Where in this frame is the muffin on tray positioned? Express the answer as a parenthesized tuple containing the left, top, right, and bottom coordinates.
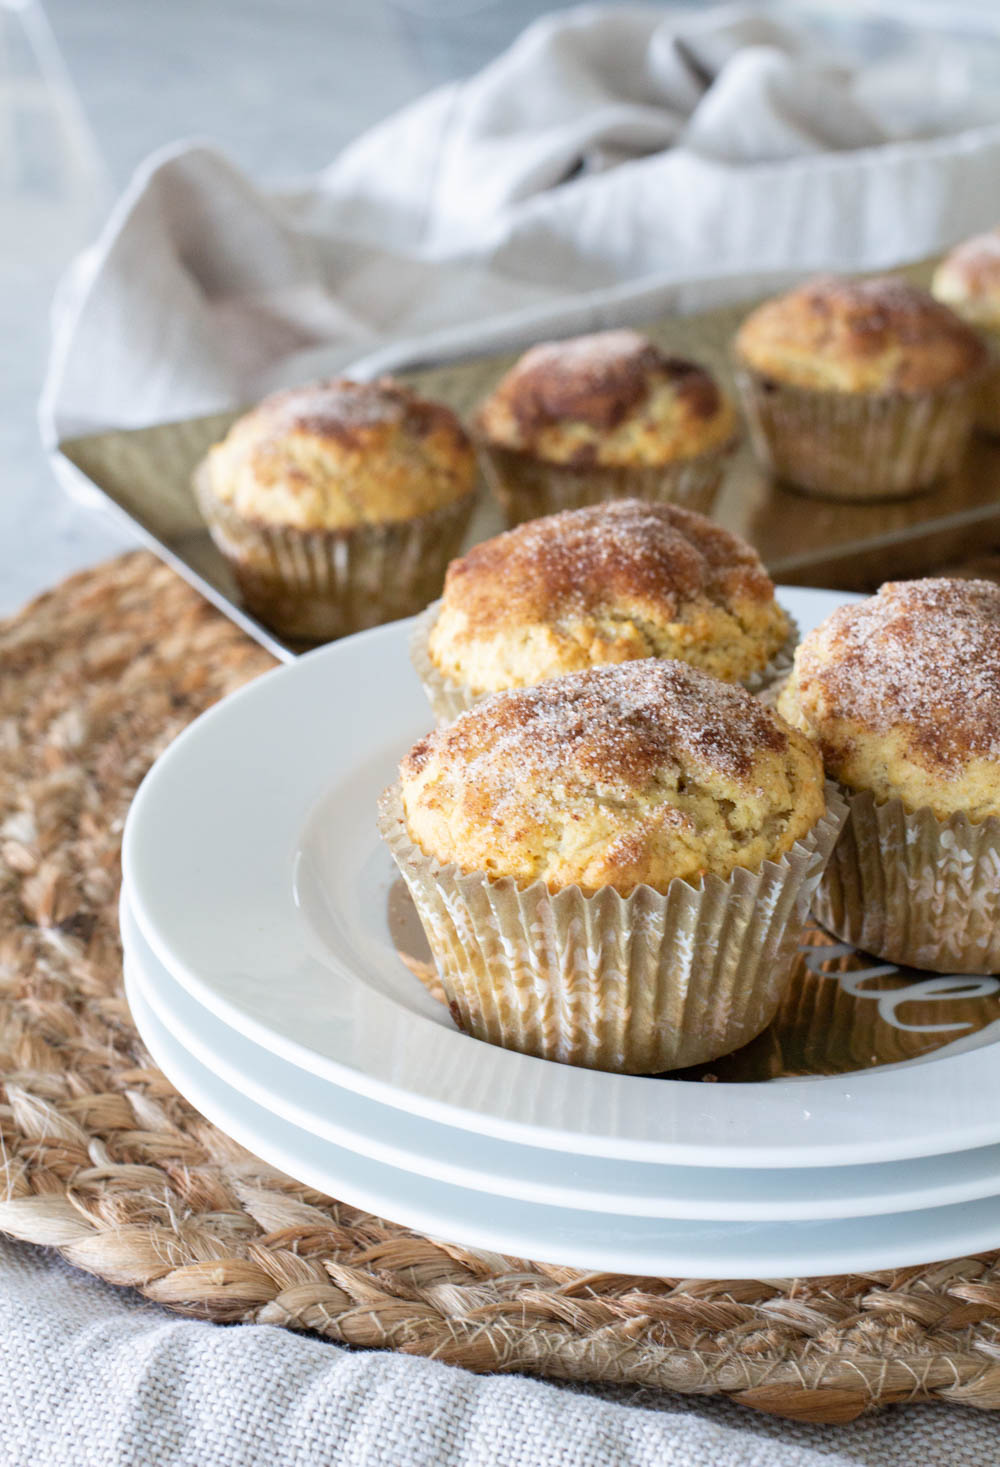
(733, 275, 987, 501)
(411, 498, 794, 722)
(194, 377, 477, 643)
(932, 230, 1000, 433)
(379, 658, 844, 1074)
(473, 329, 738, 526)
(778, 578, 1000, 973)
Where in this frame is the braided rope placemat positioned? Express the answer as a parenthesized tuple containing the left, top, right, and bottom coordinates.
(3, 551, 1000, 1426)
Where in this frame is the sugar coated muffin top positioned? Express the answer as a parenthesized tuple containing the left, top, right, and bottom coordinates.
(201, 378, 476, 530)
(735, 275, 987, 395)
(932, 230, 1000, 330)
(427, 499, 790, 693)
(474, 329, 737, 466)
(401, 658, 825, 895)
(777, 578, 1000, 820)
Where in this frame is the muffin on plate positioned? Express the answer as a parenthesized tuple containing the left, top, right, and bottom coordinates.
(410, 498, 794, 722)
(378, 658, 844, 1073)
(778, 578, 1000, 974)
(473, 329, 738, 526)
(733, 275, 987, 501)
(932, 230, 1000, 433)
(194, 377, 477, 643)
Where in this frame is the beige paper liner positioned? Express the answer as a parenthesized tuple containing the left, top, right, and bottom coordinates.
(193, 463, 476, 644)
(973, 334, 1000, 435)
(377, 782, 847, 1074)
(475, 439, 734, 529)
(409, 601, 798, 724)
(732, 360, 980, 502)
(812, 788, 1000, 976)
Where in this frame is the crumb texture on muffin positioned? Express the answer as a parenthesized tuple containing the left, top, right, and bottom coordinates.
(427, 499, 790, 693)
(475, 329, 736, 466)
(933, 230, 1000, 328)
(401, 659, 825, 895)
(203, 378, 476, 529)
(778, 578, 1000, 819)
(735, 275, 987, 394)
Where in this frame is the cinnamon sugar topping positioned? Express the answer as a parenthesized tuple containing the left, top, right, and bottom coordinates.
(797, 579, 1000, 769)
(442, 499, 774, 632)
(404, 659, 788, 796)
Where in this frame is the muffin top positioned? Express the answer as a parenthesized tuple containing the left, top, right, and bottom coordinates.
(401, 659, 825, 895)
(777, 579, 1000, 820)
(734, 275, 987, 395)
(932, 230, 1000, 329)
(201, 378, 476, 530)
(474, 329, 737, 466)
(427, 499, 791, 693)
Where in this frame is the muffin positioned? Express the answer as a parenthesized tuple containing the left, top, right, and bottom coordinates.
(778, 578, 1000, 973)
(733, 275, 987, 501)
(194, 377, 477, 642)
(932, 230, 1000, 433)
(411, 498, 794, 722)
(378, 659, 845, 1073)
(473, 329, 738, 526)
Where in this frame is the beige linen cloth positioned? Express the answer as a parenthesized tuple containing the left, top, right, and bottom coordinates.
(33, 6, 1000, 1464)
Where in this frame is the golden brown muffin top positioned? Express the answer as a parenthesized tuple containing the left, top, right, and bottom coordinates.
(427, 499, 790, 692)
(734, 275, 987, 395)
(932, 230, 1000, 328)
(202, 377, 476, 530)
(777, 579, 1000, 819)
(474, 330, 737, 466)
(401, 659, 825, 894)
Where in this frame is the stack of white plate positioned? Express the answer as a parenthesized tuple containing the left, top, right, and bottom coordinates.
(120, 588, 1000, 1278)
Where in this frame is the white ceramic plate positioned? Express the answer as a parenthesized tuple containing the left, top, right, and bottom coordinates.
(123, 588, 1000, 1169)
(123, 955, 1000, 1276)
(122, 885, 1000, 1223)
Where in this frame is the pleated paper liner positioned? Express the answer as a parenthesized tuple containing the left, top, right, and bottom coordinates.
(732, 359, 981, 502)
(813, 789, 1000, 977)
(475, 438, 734, 528)
(193, 462, 476, 643)
(390, 885, 1000, 1084)
(974, 334, 1000, 434)
(409, 600, 799, 724)
(378, 782, 846, 1075)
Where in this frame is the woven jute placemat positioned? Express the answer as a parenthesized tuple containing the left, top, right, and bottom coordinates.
(3, 551, 1000, 1426)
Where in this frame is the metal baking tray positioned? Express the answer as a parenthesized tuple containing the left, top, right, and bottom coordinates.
(57, 259, 1000, 661)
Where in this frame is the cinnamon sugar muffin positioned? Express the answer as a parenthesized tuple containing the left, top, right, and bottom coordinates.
(195, 377, 476, 642)
(778, 578, 1000, 972)
(411, 499, 793, 721)
(379, 659, 843, 1073)
(932, 230, 1000, 432)
(733, 275, 986, 500)
(473, 329, 737, 526)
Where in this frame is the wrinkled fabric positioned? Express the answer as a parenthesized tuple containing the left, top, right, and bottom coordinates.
(44, 5, 1000, 445)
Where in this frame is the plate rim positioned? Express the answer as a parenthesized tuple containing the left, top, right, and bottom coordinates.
(123, 958, 1000, 1278)
(122, 887, 1000, 1223)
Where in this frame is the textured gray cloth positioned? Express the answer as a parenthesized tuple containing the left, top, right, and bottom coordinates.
(0, 1236, 993, 1467)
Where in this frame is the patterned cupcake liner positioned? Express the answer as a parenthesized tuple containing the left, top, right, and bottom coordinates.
(409, 601, 799, 724)
(475, 439, 734, 529)
(732, 360, 980, 502)
(812, 788, 1000, 976)
(193, 464, 476, 644)
(377, 782, 847, 1074)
